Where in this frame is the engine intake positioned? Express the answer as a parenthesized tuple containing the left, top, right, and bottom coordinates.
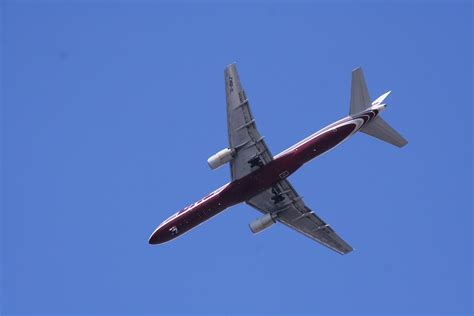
(207, 148, 235, 170)
(249, 213, 276, 234)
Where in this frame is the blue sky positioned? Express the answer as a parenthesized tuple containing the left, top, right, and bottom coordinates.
(1, 1, 472, 315)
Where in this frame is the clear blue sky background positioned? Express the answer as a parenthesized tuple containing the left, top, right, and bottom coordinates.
(1, 1, 472, 315)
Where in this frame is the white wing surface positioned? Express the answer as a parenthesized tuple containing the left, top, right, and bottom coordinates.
(247, 180, 353, 255)
(225, 64, 273, 180)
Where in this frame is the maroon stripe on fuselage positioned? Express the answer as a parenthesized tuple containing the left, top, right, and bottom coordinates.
(290, 123, 357, 165)
(149, 110, 379, 244)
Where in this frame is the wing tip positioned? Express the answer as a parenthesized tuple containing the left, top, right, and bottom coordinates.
(342, 247, 354, 255)
(225, 61, 238, 70)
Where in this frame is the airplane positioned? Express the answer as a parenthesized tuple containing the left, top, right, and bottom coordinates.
(148, 64, 407, 254)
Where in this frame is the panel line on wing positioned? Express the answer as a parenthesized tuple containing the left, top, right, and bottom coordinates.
(233, 99, 249, 110)
(312, 224, 330, 232)
(292, 211, 314, 223)
(235, 136, 265, 151)
(234, 119, 256, 132)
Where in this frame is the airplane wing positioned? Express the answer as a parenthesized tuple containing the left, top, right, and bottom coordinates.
(225, 63, 273, 180)
(246, 179, 353, 254)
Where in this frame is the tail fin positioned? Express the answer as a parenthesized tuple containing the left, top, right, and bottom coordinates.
(349, 67, 408, 148)
(349, 67, 371, 115)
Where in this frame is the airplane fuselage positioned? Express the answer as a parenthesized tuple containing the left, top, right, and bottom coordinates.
(148, 108, 381, 244)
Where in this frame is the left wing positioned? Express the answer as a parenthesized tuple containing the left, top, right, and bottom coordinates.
(225, 63, 273, 180)
(246, 180, 353, 255)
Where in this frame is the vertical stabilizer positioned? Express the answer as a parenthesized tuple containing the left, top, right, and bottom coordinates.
(349, 67, 371, 115)
(349, 67, 408, 147)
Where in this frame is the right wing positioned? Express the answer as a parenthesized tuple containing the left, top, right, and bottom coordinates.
(246, 179, 353, 255)
(225, 63, 273, 180)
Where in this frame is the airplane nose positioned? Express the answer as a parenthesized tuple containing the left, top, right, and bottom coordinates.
(148, 227, 163, 244)
(148, 234, 158, 244)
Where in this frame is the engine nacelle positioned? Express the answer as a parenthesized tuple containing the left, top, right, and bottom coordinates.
(207, 148, 235, 170)
(249, 213, 276, 234)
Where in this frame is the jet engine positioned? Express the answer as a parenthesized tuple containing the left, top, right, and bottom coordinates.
(249, 213, 276, 234)
(207, 148, 235, 170)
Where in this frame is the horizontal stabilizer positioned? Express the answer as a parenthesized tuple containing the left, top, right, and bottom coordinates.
(372, 90, 391, 106)
(360, 117, 408, 147)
